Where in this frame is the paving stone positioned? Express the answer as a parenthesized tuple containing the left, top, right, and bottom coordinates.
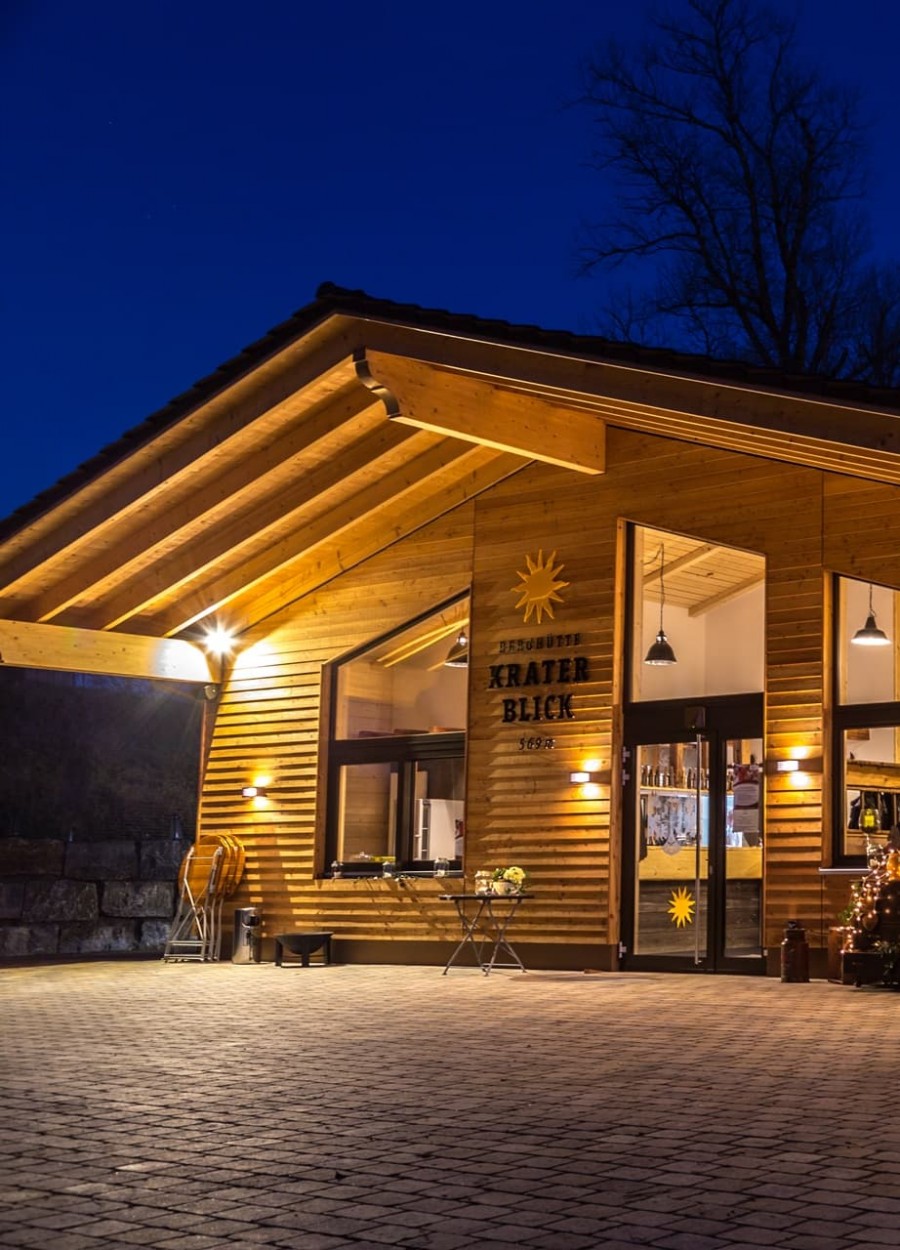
(3, 964, 899, 1250)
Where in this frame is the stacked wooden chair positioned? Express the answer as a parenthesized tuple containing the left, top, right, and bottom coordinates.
(162, 834, 246, 961)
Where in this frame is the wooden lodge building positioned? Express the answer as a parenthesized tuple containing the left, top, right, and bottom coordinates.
(4, 282, 900, 976)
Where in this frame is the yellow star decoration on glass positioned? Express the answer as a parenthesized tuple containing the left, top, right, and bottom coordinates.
(512, 550, 569, 625)
(668, 886, 696, 928)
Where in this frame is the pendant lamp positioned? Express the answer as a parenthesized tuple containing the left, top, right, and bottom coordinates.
(644, 544, 677, 665)
(851, 584, 890, 647)
(443, 629, 469, 667)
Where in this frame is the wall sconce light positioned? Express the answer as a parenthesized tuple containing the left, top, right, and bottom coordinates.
(569, 771, 603, 785)
(767, 756, 821, 776)
(240, 785, 267, 798)
(644, 543, 677, 666)
(443, 629, 469, 668)
(851, 584, 890, 647)
(204, 624, 237, 656)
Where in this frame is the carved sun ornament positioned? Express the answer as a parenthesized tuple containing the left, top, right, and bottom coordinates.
(512, 549, 569, 625)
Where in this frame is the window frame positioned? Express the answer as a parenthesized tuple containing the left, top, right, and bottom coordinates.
(833, 576, 900, 865)
(323, 594, 468, 873)
(832, 701, 900, 866)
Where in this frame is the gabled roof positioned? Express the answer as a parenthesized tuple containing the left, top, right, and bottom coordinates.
(5, 281, 899, 544)
(0, 283, 898, 674)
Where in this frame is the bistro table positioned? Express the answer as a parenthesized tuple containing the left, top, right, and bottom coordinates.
(439, 892, 533, 975)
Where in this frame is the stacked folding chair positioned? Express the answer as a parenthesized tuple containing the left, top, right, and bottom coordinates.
(163, 834, 246, 961)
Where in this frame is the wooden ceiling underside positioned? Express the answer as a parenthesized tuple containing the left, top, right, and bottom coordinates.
(0, 349, 528, 644)
(637, 527, 765, 617)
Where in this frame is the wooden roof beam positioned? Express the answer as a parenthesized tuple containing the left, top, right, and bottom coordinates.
(149, 445, 524, 636)
(360, 350, 605, 475)
(69, 422, 428, 633)
(643, 544, 715, 586)
(0, 347, 363, 593)
(17, 390, 383, 626)
(0, 619, 213, 682)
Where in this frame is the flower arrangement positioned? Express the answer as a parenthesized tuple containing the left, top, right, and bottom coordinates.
(492, 865, 529, 892)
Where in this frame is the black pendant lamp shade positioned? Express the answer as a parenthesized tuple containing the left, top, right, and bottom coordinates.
(645, 628, 678, 665)
(851, 585, 890, 647)
(644, 544, 677, 666)
(444, 629, 469, 667)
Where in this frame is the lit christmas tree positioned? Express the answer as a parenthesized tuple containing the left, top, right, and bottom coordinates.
(841, 829, 900, 988)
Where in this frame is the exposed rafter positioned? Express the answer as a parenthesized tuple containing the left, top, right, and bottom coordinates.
(360, 350, 606, 475)
(643, 544, 715, 586)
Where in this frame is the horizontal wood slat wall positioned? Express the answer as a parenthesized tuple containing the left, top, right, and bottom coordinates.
(198, 502, 481, 949)
(198, 419, 900, 966)
(467, 430, 826, 954)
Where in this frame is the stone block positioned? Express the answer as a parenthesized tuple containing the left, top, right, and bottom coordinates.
(59, 921, 139, 954)
(0, 924, 59, 957)
(102, 880, 174, 918)
(23, 879, 98, 923)
(0, 838, 64, 876)
(65, 840, 138, 880)
(139, 918, 170, 951)
(0, 882, 25, 919)
(140, 839, 186, 880)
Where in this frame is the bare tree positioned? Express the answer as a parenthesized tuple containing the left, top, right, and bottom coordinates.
(579, 0, 897, 380)
(847, 264, 900, 387)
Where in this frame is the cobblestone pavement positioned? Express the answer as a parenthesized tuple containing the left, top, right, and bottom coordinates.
(2, 961, 900, 1250)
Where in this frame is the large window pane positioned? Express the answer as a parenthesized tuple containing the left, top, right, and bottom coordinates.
(335, 602, 468, 738)
(336, 762, 396, 862)
(328, 597, 468, 870)
(839, 578, 897, 705)
(842, 727, 900, 860)
(631, 527, 765, 702)
(413, 758, 465, 860)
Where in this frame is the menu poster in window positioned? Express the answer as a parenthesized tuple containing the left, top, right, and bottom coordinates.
(732, 763, 761, 843)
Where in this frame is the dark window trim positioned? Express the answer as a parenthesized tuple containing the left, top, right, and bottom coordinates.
(833, 699, 900, 866)
(832, 575, 900, 864)
(325, 737, 466, 870)
(323, 593, 469, 872)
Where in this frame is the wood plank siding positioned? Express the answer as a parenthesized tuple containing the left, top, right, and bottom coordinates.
(200, 419, 875, 967)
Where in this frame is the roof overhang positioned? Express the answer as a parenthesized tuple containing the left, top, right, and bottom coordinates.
(0, 286, 897, 675)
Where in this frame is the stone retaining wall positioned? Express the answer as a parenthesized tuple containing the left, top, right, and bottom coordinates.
(0, 837, 184, 957)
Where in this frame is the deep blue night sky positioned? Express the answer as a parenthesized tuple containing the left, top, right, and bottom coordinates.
(3, 0, 899, 519)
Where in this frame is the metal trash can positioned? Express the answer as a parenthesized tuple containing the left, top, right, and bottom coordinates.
(233, 906, 261, 964)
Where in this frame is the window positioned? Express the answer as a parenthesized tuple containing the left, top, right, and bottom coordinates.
(835, 577, 900, 862)
(326, 597, 468, 872)
(630, 525, 765, 702)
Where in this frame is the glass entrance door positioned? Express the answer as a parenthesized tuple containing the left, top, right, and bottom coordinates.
(622, 698, 764, 973)
(633, 738, 710, 961)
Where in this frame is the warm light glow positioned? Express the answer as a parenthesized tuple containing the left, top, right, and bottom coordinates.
(776, 759, 800, 773)
(569, 763, 604, 790)
(204, 624, 236, 656)
(241, 785, 266, 798)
